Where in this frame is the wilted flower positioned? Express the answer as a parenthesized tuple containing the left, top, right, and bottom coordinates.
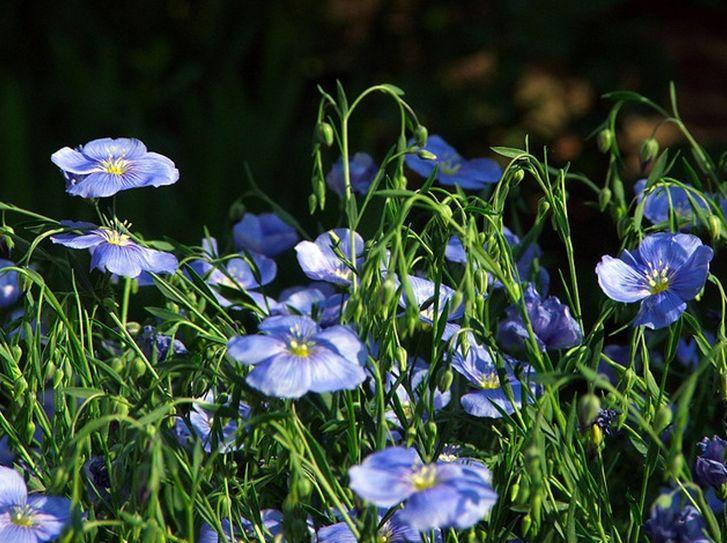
(0, 259, 21, 309)
(398, 275, 463, 326)
(326, 152, 377, 197)
(596, 233, 713, 330)
(635, 179, 708, 226)
(643, 492, 709, 543)
(498, 285, 582, 351)
(227, 315, 366, 398)
(137, 326, 187, 360)
(232, 213, 299, 257)
(318, 509, 425, 543)
(405, 135, 501, 190)
(272, 282, 345, 326)
(174, 391, 251, 454)
(295, 229, 363, 286)
(348, 446, 498, 531)
(51, 225, 178, 279)
(450, 335, 538, 418)
(51, 137, 179, 199)
(0, 466, 72, 542)
(694, 436, 727, 490)
(199, 509, 284, 543)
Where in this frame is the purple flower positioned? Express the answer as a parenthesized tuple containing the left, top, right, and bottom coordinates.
(318, 510, 424, 543)
(0, 260, 21, 309)
(694, 436, 727, 490)
(138, 326, 187, 360)
(643, 492, 709, 543)
(326, 152, 377, 197)
(0, 437, 14, 467)
(232, 213, 299, 257)
(227, 315, 366, 399)
(174, 391, 251, 454)
(498, 285, 582, 351)
(51, 225, 178, 279)
(84, 456, 111, 503)
(405, 135, 501, 190)
(295, 229, 364, 286)
(450, 335, 538, 418)
(51, 137, 179, 199)
(348, 447, 498, 531)
(399, 275, 463, 326)
(596, 233, 713, 330)
(200, 509, 284, 543)
(0, 466, 72, 542)
(635, 179, 708, 226)
(272, 282, 345, 326)
(187, 237, 276, 310)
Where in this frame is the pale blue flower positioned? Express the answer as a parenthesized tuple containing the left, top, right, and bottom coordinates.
(233, 213, 298, 257)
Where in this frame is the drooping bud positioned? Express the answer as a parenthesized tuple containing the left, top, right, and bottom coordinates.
(640, 138, 659, 163)
(438, 369, 454, 393)
(417, 149, 437, 161)
(653, 405, 673, 434)
(314, 122, 335, 147)
(578, 393, 601, 428)
(598, 187, 612, 211)
(510, 168, 525, 184)
(414, 125, 428, 147)
(597, 129, 613, 153)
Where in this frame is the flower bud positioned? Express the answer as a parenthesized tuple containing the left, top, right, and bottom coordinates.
(396, 346, 408, 373)
(653, 405, 673, 434)
(708, 215, 722, 240)
(510, 168, 525, 184)
(417, 149, 437, 161)
(578, 393, 601, 428)
(228, 200, 246, 222)
(131, 358, 147, 378)
(438, 369, 454, 393)
(414, 125, 428, 147)
(314, 122, 335, 147)
(537, 199, 550, 218)
(598, 187, 612, 211)
(668, 452, 684, 478)
(394, 173, 408, 190)
(308, 194, 318, 214)
(126, 321, 141, 336)
(640, 138, 659, 163)
(597, 129, 613, 153)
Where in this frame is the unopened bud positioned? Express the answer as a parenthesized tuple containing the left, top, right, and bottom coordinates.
(414, 125, 428, 147)
(396, 346, 408, 373)
(308, 194, 318, 214)
(597, 129, 613, 153)
(578, 393, 601, 428)
(640, 138, 659, 163)
(598, 188, 612, 211)
(654, 405, 673, 434)
(708, 215, 722, 240)
(314, 122, 335, 147)
(438, 369, 454, 393)
(417, 149, 437, 161)
(511, 168, 525, 184)
(537, 199, 550, 218)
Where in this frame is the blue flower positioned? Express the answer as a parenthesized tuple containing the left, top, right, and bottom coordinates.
(694, 436, 727, 490)
(199, 509, 284, 543)
(643, 492, 709, 543)
(0, 436, 14, 467)
(174, 391, 251, 454)
(84, 456, 111, 503)
(497, 285, 582, 351)
(295, 229, 364, 286)
(398, 275, 463, 326)
(318, 510, 425, 543)
(450, 334, 538, 418)
(0, 466, 72, 542)
(187, 237, 276, 310)
(232, 213, 299, 257)
(348, 447, 498, 531)
(635, 179, 708, 226)
(0, 260, 21, 309)
(138, 326, 187, 360)
(51, 137, 179, 199)
(405, 135, 501, 190)
(227, 315, 366, 399)
(596, 233, 714, 330)
(326, 153, 377, 197)
(273, 282, 345, 326)
(676, 332, 715, 370)
(51, 225, 178, 279)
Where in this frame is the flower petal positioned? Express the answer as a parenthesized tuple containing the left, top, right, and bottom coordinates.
(90, 244, 143, 278)
(227, 335, 287, 365)
(634, 290, 686, 330)
(26, 495, 72, 541)
(315, 326, 366, 366)
(245, 354, 312, 398)
(668, 244, 713, 301)
(307, 349, 366, 393)
(0, 466, 26, 508)
(51, 232, 103, 250)
(50, 147, 98, 174)
(399, 484, 461, 531)
(595, 255, 650, 303)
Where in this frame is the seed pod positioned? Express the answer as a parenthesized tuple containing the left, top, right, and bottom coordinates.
(314, 122, 335, 147)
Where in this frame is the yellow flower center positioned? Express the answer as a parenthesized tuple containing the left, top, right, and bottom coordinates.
(288, 339, 313, 358)
(410, 464, 438, 490)
(333, 267, 353, 281)
(645, 264, 670, 294)
(479, 370, 501, 390)
(103, 229, 131, 247)
(101, 158, 129, 176)
(11, 506, 35, 528)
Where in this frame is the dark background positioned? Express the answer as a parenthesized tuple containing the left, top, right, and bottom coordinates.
(1, 0, 726, 253)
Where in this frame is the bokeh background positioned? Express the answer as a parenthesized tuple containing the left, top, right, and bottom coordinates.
(2, 0, 726, 255)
